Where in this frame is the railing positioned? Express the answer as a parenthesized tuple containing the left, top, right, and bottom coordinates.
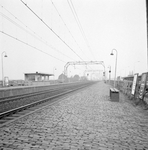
(107, 79, 148, 107)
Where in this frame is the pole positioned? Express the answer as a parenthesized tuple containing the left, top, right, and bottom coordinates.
(108, 66, 110, 84)
(1, 51, 7, 87)
(146, 0, 148, 71)
(1, 53, 4, 86)
(111, 49, 118, 88)
(115, 50, 117, 87)
(109, 72, 110, 84)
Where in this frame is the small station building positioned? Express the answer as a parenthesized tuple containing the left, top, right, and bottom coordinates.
(24, 72, 54, 81)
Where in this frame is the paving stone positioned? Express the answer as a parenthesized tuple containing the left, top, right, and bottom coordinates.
(0, 82, 148, 149)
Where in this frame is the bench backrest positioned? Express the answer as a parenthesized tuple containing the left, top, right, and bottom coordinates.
(110, 88, 119, 93)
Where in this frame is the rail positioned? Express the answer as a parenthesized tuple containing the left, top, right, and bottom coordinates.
(0, 81, 96, 127)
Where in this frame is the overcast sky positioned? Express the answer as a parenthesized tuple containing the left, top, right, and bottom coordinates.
(0, 0, 147, 80)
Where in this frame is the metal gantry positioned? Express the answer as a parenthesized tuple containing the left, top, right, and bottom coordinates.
(84, 69, 103, 80)
(64, 61, 105, 77)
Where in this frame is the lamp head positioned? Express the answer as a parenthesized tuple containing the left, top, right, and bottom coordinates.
(110, 52, 113, 55)
(4, 54, 7, 57)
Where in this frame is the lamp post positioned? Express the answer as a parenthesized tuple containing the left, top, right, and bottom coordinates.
(1, 51, 8, 87)
(108, 66, 111, 84)
(110, 49, 118, 87)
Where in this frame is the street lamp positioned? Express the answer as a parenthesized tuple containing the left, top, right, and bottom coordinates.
(108, 65, 111, 84)
(110, 49, 118, 87)
(1, 51, 8, 87)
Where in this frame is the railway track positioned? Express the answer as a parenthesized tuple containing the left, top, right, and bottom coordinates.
(0, 82, 93, 113)
(0, 82, 96, 128)
(0, 84, 71, 101)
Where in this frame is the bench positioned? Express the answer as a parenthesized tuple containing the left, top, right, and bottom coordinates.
(110, 88, 119, 102)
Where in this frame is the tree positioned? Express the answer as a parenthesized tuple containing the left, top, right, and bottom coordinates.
(73, 75, 80, 81)
(58, 73, 68, 82)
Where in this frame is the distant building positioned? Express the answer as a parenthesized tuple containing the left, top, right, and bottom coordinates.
(24, 72, 53, 81)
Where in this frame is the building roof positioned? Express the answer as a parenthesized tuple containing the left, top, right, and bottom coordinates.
(24, 72, 54, 76)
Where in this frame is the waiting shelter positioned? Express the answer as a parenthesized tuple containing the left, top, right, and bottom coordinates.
(24, 72, 54, 81)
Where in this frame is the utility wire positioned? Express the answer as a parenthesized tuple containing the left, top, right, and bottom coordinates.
(0, 30, 66, 63)
(0, 5, 41, 40)
(69, 0, 94, 58)
(68, 0, 96, 60)
(0, 7, 74, 60)
(0, 5, 84, 72)
(67, 0, 93, 70)
(1, 29, 85, 72)
(20, 0, 84, 61)
(0, 12, 38, 40)
(50, 0, 90, 60)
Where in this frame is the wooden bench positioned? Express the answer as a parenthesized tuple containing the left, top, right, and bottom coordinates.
(110, 88, 119, 102)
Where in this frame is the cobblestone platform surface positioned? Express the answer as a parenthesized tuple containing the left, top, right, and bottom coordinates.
(0, 82, 148, 150)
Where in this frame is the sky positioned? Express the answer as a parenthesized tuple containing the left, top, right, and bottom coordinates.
(0, 0, 147, 80)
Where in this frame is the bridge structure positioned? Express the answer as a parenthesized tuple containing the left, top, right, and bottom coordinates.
(83, 69, 103, 80)
(64, 61, 105, 77)
(83, 69, 103, 74)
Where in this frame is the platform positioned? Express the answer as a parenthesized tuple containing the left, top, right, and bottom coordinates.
(0, 82, 148, 149)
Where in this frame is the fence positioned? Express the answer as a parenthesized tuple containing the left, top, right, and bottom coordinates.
(108, 79, 148, 107)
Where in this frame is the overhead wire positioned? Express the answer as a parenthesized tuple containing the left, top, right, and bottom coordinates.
(0, 4, 86, 74)
(68, 0, 96, 60)
(50, 0, 90, 61)
(1, 28, 85, 73)
(0, 30, 66, 63)
(1, 2, 91, 73)
(20, 0, 84, 61)
(0, 5, 74, 60)
(0, 12, 38, 40)
(50, 0, 92, 72)
(0, 5, 41, 40)
(67, 0, 93, 70)
(69, 0, 94, 59)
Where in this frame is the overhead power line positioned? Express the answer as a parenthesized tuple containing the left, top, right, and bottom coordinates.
(67, 0, 96, 60)
(50, 0, 90, 60)
(0, 30, 66, 63)
(20, 0, 84, 61)
(0, 6, 74, 60)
